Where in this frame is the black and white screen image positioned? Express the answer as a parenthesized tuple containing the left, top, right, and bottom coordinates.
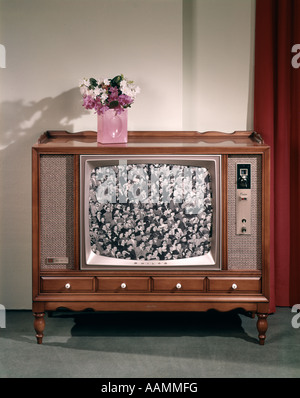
(88, 163, 213, 261)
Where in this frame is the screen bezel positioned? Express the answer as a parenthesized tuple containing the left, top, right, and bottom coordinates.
(80, 154, 222, 270)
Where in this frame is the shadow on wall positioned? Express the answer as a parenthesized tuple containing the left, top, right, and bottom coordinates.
(0, 87, 89, 151)
(0, 88, 89, 308)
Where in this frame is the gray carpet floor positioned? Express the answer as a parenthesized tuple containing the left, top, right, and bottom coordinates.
(0, 307, 299, 378)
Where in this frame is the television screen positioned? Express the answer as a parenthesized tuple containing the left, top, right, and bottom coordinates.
(80, 156, 221, 269)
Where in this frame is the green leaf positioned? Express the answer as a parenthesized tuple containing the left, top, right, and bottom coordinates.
(89, 78, 98, 87)
(110, 75, 122, 87)
(109, 100, 119, 108)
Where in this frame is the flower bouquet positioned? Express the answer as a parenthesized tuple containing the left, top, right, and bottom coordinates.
(79, 75, 140, 144)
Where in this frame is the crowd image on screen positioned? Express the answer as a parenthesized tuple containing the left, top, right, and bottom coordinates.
(88, 163, 213, 261)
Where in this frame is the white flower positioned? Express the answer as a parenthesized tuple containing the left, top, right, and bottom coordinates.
(79, 78, 88, 86)
(120, 78, 141, 99)
(93, 86, 101, 98)
(86, 88, 95, 98)
(80, 85, 87, 96)
(80, 75, 140, 110)
(101, 92, 108, 102)
(120, 79, 128, 90)
(79, 78, 90, 96)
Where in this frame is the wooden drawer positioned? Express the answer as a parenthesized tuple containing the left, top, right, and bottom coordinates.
(152, 277, 205, 292)
(97, 277, 150, 292)
(40, 277, 95, 293)
(207, 277, 261, 293)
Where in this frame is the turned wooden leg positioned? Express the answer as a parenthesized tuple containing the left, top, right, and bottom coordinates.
(257, 313, 268, 345)
(33, 312, 45, 344)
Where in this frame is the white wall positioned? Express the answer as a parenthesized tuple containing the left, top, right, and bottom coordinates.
(183, 0, 255, 132)
(0, 0, 255, 309)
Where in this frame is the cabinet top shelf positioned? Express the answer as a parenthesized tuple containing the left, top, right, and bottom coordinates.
(32, 130, 269, 154)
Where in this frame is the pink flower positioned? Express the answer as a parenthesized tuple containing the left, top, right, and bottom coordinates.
(114, 104, 124, 115)
(82, 95, 95, 110)
(94, 97, 109, 115)
(108, 86, 119, 101)
(119, 94, 133, 107)
(79, 75, 140, 114)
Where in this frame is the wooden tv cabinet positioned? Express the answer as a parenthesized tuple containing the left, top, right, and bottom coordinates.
(32, 130, 270, 344)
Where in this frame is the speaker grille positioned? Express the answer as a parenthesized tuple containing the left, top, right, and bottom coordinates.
(40, 155, 75, 270)
(227, 155, 262, 270)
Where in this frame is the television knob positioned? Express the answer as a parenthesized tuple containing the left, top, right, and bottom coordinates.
(242, 219, 247, 233)
(65, 283, 71, 289)
(121, 283, 127, 289)
(232, 283, 238, 290)
(176, 283, 182, 289)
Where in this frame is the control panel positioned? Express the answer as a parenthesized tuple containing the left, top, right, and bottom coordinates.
(236, 164, 251, 235)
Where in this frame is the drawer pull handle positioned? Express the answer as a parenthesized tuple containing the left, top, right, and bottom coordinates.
(65, 283, 71, 289)
(121, 283, 127, 289)
(232, 283, 238, 290)
(176, 283, 182, 289)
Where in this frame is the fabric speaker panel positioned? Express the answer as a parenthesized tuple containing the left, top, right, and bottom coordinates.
(40, 155, 75, 270)
(227, 155, 262, 270)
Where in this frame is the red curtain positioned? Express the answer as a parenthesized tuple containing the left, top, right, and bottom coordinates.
(254, 0, 300, 311)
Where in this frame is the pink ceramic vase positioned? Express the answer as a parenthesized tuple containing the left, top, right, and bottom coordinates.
(97, 109, 128, 144)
